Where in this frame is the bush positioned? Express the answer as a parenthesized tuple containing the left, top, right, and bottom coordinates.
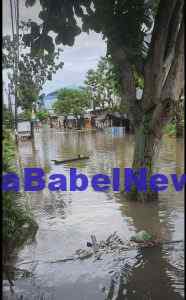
(3, 129, 38, 263)
(17, 110, 32, 121)
(36, 111, 49, 121)
(3, 105, 14, 129)
(164, 122, 176, 137)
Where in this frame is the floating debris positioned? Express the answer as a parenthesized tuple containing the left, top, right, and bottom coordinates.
(48, 232, 183, 264)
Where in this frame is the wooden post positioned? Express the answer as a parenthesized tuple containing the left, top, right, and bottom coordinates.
(31, 120, 34, 139)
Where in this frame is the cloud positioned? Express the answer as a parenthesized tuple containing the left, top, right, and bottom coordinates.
(42, 28, 106, 94)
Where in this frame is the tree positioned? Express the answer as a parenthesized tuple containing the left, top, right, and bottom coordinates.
(3, 104, 14, 129)
(85, 56, 122, 111)
(24, 0, 184, 201)
(53, 88, 90, 116)
(174, 94, 184, 137)
(85, 69, 102, 111)
(3, 22, 64, 113)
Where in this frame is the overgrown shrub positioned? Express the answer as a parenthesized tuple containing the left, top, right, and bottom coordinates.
(36, 110, 49, 121)
(163, 122, 176, 137)
(3, 129, 38, 263)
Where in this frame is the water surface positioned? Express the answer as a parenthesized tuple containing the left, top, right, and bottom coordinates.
(3, 127, 184, 300)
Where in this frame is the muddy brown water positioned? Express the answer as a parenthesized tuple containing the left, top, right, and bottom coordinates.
(3, 126, 184, 300)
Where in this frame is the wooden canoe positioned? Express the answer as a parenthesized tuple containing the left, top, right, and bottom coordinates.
(52, 156, 90, 164)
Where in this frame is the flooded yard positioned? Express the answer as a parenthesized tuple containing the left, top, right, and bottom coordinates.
(3, 126, 184, 300)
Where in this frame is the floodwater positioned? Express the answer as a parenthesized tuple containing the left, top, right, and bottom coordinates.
(3, 126, 184, 300)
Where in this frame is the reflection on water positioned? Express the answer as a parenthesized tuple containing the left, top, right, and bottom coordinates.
(3, 127, 184, 300)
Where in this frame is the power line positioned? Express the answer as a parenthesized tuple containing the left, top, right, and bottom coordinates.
(8, 0, 17, 127)
(9, 0, 15, 38)
(13, 0, 17, 25)
(16, 0, 19, 61)
(9, 0, 20, 129)
(14, 0, 20, 130)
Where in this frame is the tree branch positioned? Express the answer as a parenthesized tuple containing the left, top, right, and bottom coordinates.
(161, 17, 184, 101)
(161, 0, 183, 87)
(150, 17, 184, 133)
(142, 0, 178, 108)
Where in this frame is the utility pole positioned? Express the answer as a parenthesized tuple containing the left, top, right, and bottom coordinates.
(31, 102, 36, 139)
(7, 84, 13, 115)
(7, 84, 14, 129)
(14, 0, 19, 131)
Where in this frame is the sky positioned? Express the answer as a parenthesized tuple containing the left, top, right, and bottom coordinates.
(3, 0, 106, 97)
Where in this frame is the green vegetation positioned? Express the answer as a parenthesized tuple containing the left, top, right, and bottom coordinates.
(36, 111, 49, 121)
(164, 122, 176, 137)
(3, 129, 38, 262)
(53, 88, 89, 116)
(3, 23, 63, 117)
(17, 110, 32, 121)
(3, 105, 14, 129)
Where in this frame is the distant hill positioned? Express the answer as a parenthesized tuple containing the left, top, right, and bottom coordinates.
(47, 90, 59, 97)
(46, 85, 82, 98)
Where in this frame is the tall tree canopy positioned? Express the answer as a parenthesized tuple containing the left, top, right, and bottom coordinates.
(24, 0, 184, 201)
(85, 56, 122, 111)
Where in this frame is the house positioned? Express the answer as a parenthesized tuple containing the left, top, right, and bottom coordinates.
(94, 112, 132, 132)
(104, 112, 131, 132)
(83, 113, 92, 129)
(17, 121, 31, 139)
(95, 113, 107, 129)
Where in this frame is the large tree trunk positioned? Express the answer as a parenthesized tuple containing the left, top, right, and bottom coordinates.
(130, 121, 159, 201)
(129, 106, 170, 201)
(109, 0, 184, 202)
